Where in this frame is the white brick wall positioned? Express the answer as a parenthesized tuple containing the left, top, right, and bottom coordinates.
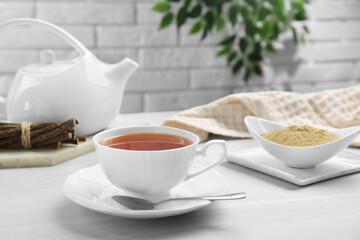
(0, 0, 359, 114)
(37, 2, 135, 24)
(0, 26, 94, 48)
(137, 2, 162, 24)
(144, 89, 231, 112)
(0, 3, 34, 22)
(97, 25, 177, 47)
(127, 70, 189, 92)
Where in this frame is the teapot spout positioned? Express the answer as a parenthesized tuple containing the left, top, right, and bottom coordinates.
(108, 58, 139, 83)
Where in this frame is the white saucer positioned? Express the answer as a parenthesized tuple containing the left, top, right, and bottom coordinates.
(63, 164, 228, 219)
(227, 147, 360, 186)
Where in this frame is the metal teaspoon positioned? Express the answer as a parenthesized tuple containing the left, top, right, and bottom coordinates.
(111, 192, 247, 210)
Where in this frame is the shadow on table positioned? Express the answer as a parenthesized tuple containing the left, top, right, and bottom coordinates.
(56, 200, 230, 239)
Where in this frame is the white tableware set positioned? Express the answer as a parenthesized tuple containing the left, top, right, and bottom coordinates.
(0, 18, 236, 218)
(2, 18, 359, 219)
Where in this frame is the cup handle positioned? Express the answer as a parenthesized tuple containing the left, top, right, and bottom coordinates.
(185, 140, 227, 181)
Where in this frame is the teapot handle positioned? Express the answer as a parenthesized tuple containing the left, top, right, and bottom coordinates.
(0, 18, 88, 56)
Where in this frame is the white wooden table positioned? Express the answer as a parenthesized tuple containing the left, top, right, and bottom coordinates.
(1, 111, 360, 240)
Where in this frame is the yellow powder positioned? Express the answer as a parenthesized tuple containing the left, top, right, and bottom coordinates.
(262, 125, 341, 147)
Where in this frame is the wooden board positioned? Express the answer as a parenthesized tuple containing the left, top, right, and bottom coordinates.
(0, 136, 94, 168)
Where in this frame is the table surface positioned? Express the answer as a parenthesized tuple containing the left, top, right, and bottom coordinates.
(1, 111, 360, 240)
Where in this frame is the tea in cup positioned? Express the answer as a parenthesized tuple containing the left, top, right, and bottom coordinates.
(93, 126, 227, 201)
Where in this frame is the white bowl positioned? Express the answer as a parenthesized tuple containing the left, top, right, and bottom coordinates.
(244, 116, 360, 168)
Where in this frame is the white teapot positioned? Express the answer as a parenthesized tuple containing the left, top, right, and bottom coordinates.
(0, 18, 139, 135)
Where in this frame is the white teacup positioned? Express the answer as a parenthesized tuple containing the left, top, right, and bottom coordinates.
(93, 126, 227, 201)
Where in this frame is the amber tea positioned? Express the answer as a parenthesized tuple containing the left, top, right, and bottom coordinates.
(101, 132, 193, 151)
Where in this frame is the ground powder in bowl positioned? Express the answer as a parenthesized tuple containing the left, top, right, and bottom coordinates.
(262, 125, 341, 147)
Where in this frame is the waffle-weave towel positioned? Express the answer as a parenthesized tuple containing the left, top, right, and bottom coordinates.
(163, 85, 360, 147)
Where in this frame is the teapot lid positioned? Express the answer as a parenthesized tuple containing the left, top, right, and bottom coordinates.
(22, 50, 74, 75)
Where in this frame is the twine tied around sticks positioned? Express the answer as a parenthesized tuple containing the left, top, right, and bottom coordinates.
(0, 119, 85, 150)
(21, 121, 32, 149)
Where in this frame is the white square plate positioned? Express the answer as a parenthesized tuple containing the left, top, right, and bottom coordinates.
(227, 147, 360, 185)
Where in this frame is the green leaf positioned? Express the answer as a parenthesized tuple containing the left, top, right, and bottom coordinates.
(291, 0, 307, 21)
(293, 9, 307, 21)
(217, 45, 232, 56)
(160, 12, 173, 28)
(244, 66, 254, 81)
(189, 20, 203, 34)
(177, 7, 188, 28)
(265, 42, 274, 52)
(239, 37, 248, 52)
(300, 33, 306, 43)
(303, 25, 309, 33)
(245, 0, 257, 8)
(201, 27, 208, 40)
(184, 0, 192, 9)
(168, 0, 180, 2)
(269, 0, 286, 22)
(258, 6, 270, 20)
(219, 34, 236, 45)
(204, 10, 215, 30)
(228, 5, 238, 25)
(269, 23, 280, 40)
(227, 51, 237, 65)
(215, 1, 226, 14)
(253, 63, 263, 76)
(260, 20, 274, 38)
(291, 26, 298, 44)
(232, 59, 244, 74)
(244, 19, 257, 36)
(215, 15, 225, 32)
(152, 2, 170, 12)
(278, 0, 285, 14)
(238, 3, 250, 20)
(204, 0, 217, 7)
(249, 42, 262, 61)
(268, 0, 285, 14)
(189, 4, 202, 18)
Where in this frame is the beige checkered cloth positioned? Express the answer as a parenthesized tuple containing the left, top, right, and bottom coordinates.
(163, 85, 360, 147)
